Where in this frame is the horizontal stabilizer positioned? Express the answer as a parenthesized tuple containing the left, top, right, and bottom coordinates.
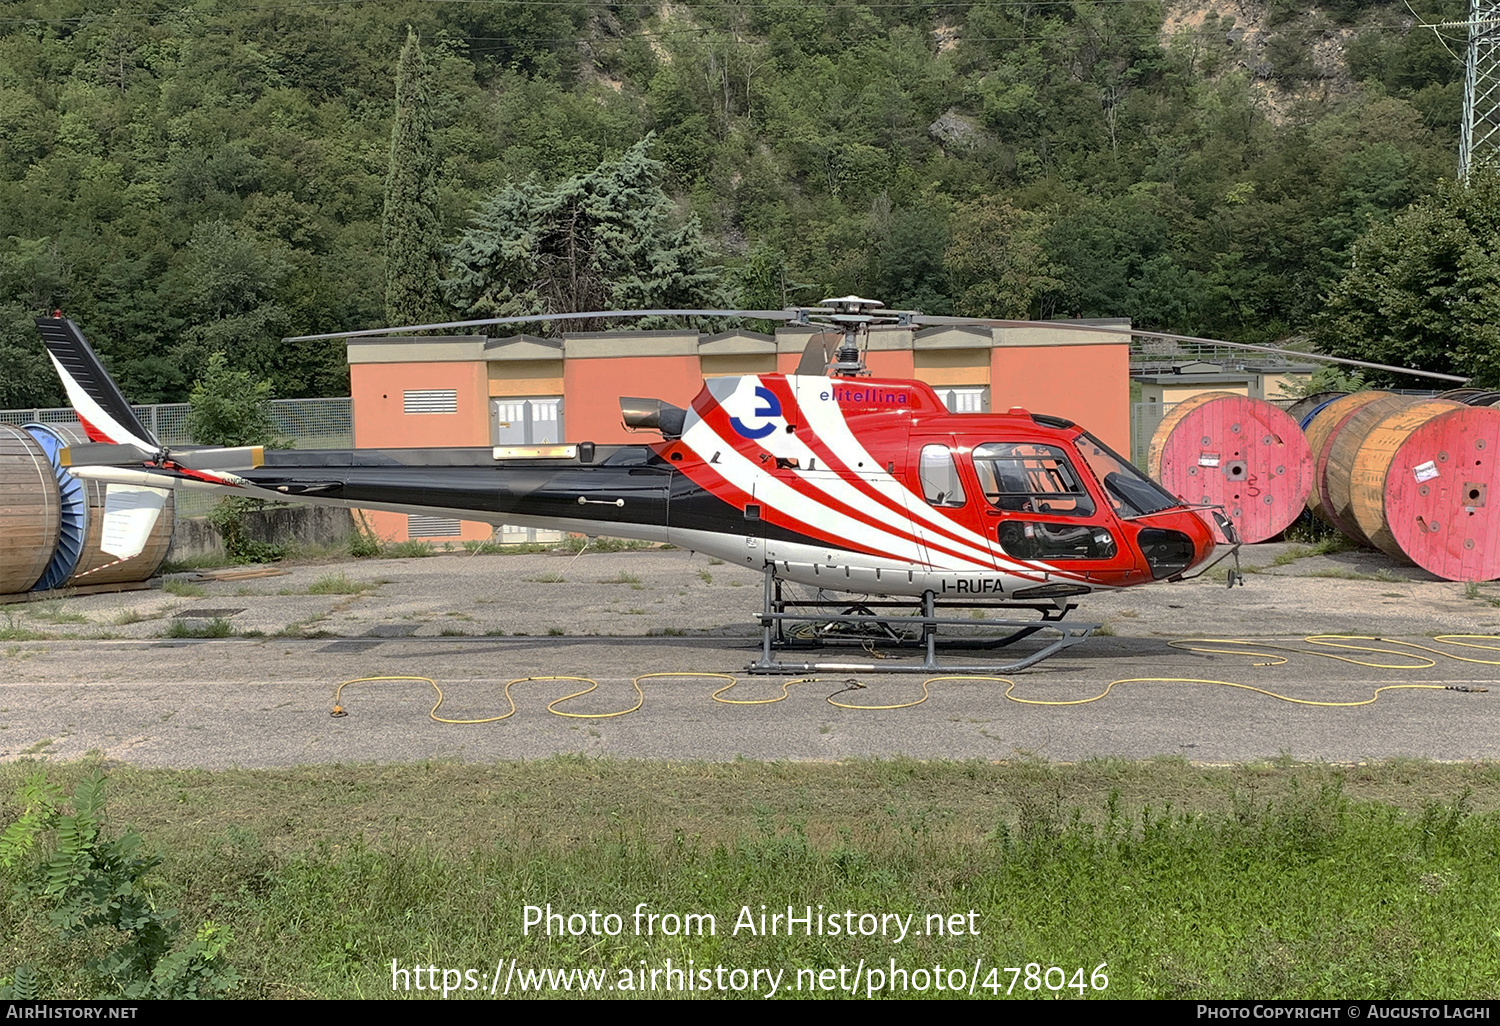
(170, 445, 265, 471)
(59, 442, 155, 467)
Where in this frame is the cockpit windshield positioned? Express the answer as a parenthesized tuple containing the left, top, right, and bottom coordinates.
(1075, 431, 1183, 518)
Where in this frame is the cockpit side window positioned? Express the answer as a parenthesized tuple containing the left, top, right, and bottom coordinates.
(918, 445, 966, 508)
(972, 442, 1095, 517)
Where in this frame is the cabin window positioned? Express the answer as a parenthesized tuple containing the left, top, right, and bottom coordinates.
(972, 442, 1095, 517)
(918, 445, 966, 507)
(998, 522, 1116, 560)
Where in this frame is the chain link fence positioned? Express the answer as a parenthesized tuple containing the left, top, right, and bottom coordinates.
(1, 398, 351, 517)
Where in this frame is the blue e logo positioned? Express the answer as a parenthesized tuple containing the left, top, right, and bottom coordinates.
(730, 386, 782, 440)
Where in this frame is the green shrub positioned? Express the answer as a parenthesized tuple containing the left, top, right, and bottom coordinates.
(0, 772, 238, 999)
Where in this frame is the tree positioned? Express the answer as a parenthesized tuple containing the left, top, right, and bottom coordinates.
(1314, 169, 1500, 388)
(444, 138, 726, 330)
(185, 351, 282, 447)
(383, 27, 444, 327)
(186, 354, 289, 563)
(945, 198, 1061, 318)
(171, 220, 291, 394)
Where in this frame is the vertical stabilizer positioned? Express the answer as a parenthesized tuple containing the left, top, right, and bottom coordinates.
(35, 317, 160, 452)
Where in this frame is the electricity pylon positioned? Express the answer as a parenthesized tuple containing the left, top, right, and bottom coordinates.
(1460, 0, 1500, 178)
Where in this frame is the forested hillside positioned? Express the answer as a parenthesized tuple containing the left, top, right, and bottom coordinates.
(0, 0, 1468, 405)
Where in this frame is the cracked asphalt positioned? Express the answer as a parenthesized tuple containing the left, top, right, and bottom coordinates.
(4, 542, 1500, 767)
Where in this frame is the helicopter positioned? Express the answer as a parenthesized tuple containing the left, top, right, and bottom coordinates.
(33, 297, 1456, 673)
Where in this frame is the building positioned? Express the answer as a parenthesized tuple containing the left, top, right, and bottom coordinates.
(347, 319, 1131, 543)
(1132, 361, 1318, 406)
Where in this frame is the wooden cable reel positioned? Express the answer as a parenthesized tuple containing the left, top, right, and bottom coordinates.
(1147, 391, 1314, 543)
(1368, 405, 1500, 581)
(24, 423, 176, 587)
(0, 424, 61, 594)
(1317, 395, 1415, 544)
(1302, 391, 1392, 524)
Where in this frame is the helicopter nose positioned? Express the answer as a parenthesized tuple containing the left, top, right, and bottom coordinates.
(1135, 510, 1219, 580)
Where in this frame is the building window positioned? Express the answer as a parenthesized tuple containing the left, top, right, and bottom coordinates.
(403, 389, 458, 414)
(936, 386, 989, 413)
(492, 397, 564, 445)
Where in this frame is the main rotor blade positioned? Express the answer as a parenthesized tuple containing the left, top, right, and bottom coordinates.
(917, 316, 1471, 384)
(284, 309, 797, 343)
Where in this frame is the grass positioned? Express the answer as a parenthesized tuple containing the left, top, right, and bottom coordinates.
(1305, 568, 1402, 582)
(27, 600, 87, 624)
(0, 614, 49, 642)
(382, 540, 435, 559)
(161, 617, 235, 639)
(1, 759, 1499, 999)
(305, 573, 385, 595)
(111, 607, 167, 626)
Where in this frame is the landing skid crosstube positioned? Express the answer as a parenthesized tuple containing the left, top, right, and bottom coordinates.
(746, 567, 1100, 675)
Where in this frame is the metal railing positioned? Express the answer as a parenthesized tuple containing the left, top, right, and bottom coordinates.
(0, 397, 352, 448)
(1, 398, 352, 517)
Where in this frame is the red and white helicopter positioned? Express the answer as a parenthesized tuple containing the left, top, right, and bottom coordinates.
(33, 297, 1436, 672)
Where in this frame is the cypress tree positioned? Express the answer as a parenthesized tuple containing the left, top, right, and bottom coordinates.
(383, 27, 442, 327)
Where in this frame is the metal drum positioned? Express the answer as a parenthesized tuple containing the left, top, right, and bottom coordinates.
(1147, 391, 1314, 544)
(22, 424, 88, 590)
(1372, 405, 1500, 581)
(0, 424, 61, 594)
(1286, 391, 1348, 427)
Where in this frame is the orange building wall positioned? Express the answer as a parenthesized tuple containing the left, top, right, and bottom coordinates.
(349, 362, 491, 543)
(863, 349, 916, 379)
(359, 509, 495, 545)
(990, 344, 1129, 454)
(563, 355, 705, 443)
(351, 362, 490, 448)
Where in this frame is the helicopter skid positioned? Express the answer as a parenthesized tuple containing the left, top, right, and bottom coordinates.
(748, 567, 1099, 675)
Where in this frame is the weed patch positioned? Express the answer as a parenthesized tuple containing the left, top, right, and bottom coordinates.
(162, 618, 235, 639)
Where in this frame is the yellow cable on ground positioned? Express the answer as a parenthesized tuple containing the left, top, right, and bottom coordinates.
(330, 675, 596, 724)
(1170, 634, 1500, 669)
(329, 635, 1495, 722)
(333, 672, 809, 722)
(823, 675, 1462, 711)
